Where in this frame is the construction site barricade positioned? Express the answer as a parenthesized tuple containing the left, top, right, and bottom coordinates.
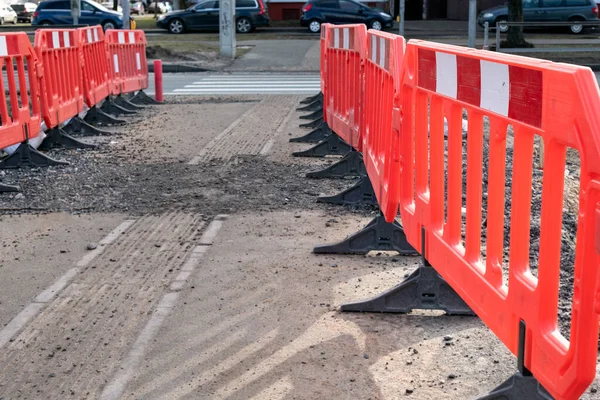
(105, 29, 149, 96)
(319, 24, 329, 96)
(362, 30, 405, 220)
(34, 29, 84, 129)
(0, 33, 42, 150)
(78, 26, 110, 108)
(324, 24, 366, 151)
(394, 39, 600, 400)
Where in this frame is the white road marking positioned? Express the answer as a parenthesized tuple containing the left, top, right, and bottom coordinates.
(100, 215, 228, 400)
(170, 74, 320, 95)
(0, 219, 136, 349)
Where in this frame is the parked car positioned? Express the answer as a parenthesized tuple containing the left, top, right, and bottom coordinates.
(10, 2, 37, 23)
(101, 1, 122, 12)
(156, 0, 269, 34)
(478, 0, 599, 34)
(32, 0, 123, 30)
(131, 1, 144, 14)
(148, 1, 168, 13)
(0, 4, 18, 24)
(300, 0, 392, 33)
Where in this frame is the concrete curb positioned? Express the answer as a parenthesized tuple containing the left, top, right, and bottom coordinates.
(147, 63, 211, 73)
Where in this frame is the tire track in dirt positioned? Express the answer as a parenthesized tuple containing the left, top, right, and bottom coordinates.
(0, 212, 205, 399)
(189, 95, 300, 164)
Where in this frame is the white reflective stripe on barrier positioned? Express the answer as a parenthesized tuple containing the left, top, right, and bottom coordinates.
(0, 36, 7, 56)
(128, 32, 135, 44)
(136, 52, 141, 70)
(118, 31, 125, 44)
(87, 29, 92, 43)
(343, 28, 349, 49)
(52, 31, 60, 48)
(63, 31, 70, 48)
(334, 29, 339, 49)
(113, 54, 119, 73)
(435, 52, 457, 99)
(379, 37, 385, 68)
(94, 27, 99, 42)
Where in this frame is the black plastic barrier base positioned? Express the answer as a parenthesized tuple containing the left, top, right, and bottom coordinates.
(306, 150, 366, 179)
(300, 92, 322, 105)
(84, 106, 127, 126)
(0, 182, 19, 192)
(0, 142, 68, 169)
(342, 228, 475, 315)
(289, 122, 331, 144)
(300, 116, 324, 129)
(297, 99, 322, 112)
(101, 98, 137, 116)
(313, 212, 418, 255)
(317, 176, 377, 206)
(131, 90, 161, 105)
(41, 128, 97, 151)
(300, 109, 323, 120)
(114, 94, 145, 111)
(63, 116, 112, 137)
(292, 133, 351, 158)
(477, 321, 553, 400)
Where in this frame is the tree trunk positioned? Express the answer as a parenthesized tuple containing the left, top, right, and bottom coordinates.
(503, 0, 533, 48)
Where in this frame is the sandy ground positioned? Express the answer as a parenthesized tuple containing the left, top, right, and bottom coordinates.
(0, 95, 597, 400)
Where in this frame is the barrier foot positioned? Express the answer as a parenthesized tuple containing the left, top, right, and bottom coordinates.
(306, 150, 365, 178)
(292, 133, 351, 158)
(130, 90, 161, 105)
(300, 92, 322, 104)
(41, 128, 97, 151)
(297, 99, 322, 112)
(299, 109, 323, 120)
(313, 212, 418, 255)
(300, 116, 324, 129)
(0, 182, 19, 192)
(0, 142, 69, 169)
(289, 122, 331, 143)
(101, 98, 137, 116)
(477, 321, 553, 400)
(63, 116, 112, 137)
(114, 94, 146, 110)
(84, 106, 127, 126)
(317, 176, 377, 206)
(341, 227, 475, 315)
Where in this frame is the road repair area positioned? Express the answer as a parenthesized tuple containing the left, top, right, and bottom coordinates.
(0, 93, 596, 399)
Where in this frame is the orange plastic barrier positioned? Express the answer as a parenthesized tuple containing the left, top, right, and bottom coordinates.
(393, 39, 600, 400)
(319, 24, 329, 96)
(361, 30, 405, 220)
(323, 24, 366, 150)
(78, 26, 110, 108)
(0, 33, 42, 149)
(34, 29, 83, 129)
(105, 29, 149, 95)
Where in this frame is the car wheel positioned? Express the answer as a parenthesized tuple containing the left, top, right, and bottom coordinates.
(308, 19, 321, 33)
(495, 17, 508, 33)
(236, 17, 252, 34)
(102, 21, 116, 30)
(0, 18, 4, 26)
(169, 18, 185, 34)
(12, 17, 16, 24)
(569, 18, 584, 34)
(369, 19, 383, 30)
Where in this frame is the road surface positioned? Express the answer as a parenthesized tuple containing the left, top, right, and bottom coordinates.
(144, 71, 600, 96)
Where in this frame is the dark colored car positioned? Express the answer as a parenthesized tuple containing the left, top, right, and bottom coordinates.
(11, 2, 37, 23)
(32, 0, 124, 30)
(156, 0, 269, 34)
(300, 0, 392, 33)
(478, 0, 599, 34)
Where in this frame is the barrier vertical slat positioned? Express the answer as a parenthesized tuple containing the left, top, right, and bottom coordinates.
(79, 26, 110, 107)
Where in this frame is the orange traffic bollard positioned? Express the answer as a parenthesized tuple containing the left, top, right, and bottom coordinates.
(154, 59, 163, 103)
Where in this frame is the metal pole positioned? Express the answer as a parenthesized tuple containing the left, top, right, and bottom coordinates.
(219, 0, 236, 58)
(398, 0, 405, 36)
(483, 21, 489, 50)
(123, 0, 130, 29)
(495, 23, 501, 51)
(468, 0, 477, 48)
(71, 0, 80, 25)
